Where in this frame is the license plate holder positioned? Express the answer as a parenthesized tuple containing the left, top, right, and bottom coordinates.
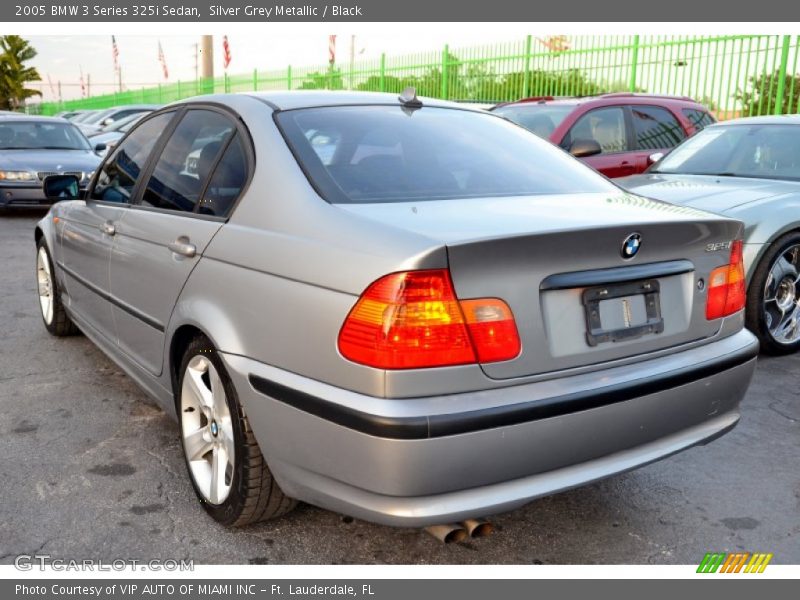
(582, 279, 664, 347)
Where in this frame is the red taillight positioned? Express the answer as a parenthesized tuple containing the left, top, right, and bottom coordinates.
(338, 269, 521, 369)
(706, 240, 746, 320)
(460, 298, 521, 363)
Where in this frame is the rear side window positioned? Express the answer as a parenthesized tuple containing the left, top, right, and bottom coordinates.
(198, 134, 248, 217)
(91, 112, 174, 203)
(277, 105, 616, 204)
(682, 108, 716, 131)
(139, 109, 235, 213)
(631, 106, 687, 150)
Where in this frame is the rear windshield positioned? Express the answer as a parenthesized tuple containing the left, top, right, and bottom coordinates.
(492, 104, 574, 138)
(276, 105, 615, 204)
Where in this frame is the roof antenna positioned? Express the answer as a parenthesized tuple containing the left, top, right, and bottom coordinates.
(398, 86, 423, 109)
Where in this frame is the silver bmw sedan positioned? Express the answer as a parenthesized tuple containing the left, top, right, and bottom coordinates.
(620, 115, 800, 355)
(34, 91, 758, 529)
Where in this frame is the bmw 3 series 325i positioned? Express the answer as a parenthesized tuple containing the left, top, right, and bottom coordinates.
(34, 91, 759, 528)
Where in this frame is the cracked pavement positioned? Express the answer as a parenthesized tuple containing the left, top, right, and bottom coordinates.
(1, 212, 798, 564)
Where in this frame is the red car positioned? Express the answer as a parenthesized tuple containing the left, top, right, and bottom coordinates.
(491, 93, 715, 178)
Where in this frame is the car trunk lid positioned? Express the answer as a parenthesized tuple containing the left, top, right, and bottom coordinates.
(339, 192, 743, 378)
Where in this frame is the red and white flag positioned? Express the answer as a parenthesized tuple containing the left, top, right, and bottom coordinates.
(537, 35, 570, 54)
(328, 35, 336, 65)
(79, 66, 86, 98)
(111, 35, 120, 71)
(158, 41, 169, 80)
(222, 35, 232, 69)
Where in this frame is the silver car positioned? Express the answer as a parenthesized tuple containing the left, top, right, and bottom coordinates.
(0, 115, 101, 211)
(620, 115, 800, 355)
(34, 92, 758, 529)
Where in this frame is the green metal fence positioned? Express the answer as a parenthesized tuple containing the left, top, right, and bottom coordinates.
(36, 35, 800, 119)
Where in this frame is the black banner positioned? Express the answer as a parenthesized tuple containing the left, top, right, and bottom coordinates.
(2, 0, 795, 22)
(4, 579, 799, 600)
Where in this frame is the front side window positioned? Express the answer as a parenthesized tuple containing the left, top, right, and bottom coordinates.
(139, 110, 235, 213)
(631, 105, 687, 151)
(277, 105, 616, 204)
(563, 107, 628, 155)
(90, 112, 174, 204)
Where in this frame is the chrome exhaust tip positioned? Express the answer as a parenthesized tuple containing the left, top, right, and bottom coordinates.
(425, 523, 468, 544)
(462, 518, 494, 538)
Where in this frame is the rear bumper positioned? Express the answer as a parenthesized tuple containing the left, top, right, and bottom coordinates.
(222, 329, 758, 527)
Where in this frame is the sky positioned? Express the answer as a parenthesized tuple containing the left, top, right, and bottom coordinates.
(27, 33, 524, 102)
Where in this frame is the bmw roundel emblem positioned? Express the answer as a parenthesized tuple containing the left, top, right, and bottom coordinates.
(621, 233, 642, 259)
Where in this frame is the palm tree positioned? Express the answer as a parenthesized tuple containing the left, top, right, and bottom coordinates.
(0, 36, 42, 111)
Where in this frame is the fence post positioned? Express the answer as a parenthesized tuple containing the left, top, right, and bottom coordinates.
(224, 72, 229, 93)
(253, 68, 258, 91)
(177, 80, 181, 99)
(774, 35, 792, 115)
(522, 35, 532, 98)
(441, 44, 449, 99)
(629, 35, 640, 92)
(287, 65, 292, 90)
(380, 53, 386, 92)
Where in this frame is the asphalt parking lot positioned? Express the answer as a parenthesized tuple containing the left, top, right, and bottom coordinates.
(1, 211, 798, 565)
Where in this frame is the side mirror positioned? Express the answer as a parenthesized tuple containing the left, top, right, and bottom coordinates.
(102, 117, 114, 126)
(569, 138, 603, 158)
(648, 152, 665, 165)
(43, 174, 81, 200)
(94, 142, 107, 154)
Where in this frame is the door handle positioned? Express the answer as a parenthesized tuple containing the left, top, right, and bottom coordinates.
(168, 236, 196, 258)
(100, 221, 116, 236)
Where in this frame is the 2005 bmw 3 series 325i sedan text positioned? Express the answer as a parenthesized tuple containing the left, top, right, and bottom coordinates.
(34, 91, 758, 528)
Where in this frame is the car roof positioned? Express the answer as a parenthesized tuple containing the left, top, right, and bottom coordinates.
(0, 114, 70, 123)
(174, 90, 485, 112)
(107, 104, 159, 111)
(706, 114, 800, 126)
(496, 93, 705, 110)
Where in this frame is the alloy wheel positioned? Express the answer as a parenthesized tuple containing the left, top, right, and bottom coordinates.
(180, 355, 235, 505)
(763, 243, 800, 345)
(36, 247, 54, 325)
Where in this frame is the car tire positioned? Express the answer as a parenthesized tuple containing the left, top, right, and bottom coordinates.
(746, 231, 800, 355)
(177, 335, 296, 526)
(36, 239, 79, 337)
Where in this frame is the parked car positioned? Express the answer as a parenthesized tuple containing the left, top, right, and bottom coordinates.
(87, 113, 147, 157)
(76, 104, 159, 135)
(69, 110, 101, 124)
(620, 115, 800, 354)
(55, 110, 89, 121)
(35, 92, 757, 530)
(0, 115, 101, 211)
(491, 93, 715, 178)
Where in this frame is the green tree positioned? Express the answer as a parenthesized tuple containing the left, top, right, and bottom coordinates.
(0, 35, 42, 110)
(736, 70, 800, 116)
(298, 68, 344, 91)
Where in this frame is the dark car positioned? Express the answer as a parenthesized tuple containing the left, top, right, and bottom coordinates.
(492, 93, 715, 178)
(0, 115, 102, 211)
